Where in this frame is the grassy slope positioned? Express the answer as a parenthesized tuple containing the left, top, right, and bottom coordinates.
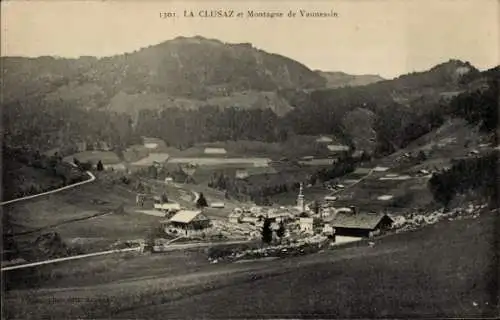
(4, 211, 498, 319)
(3, 176, 160, 256)
(271, 117, 487, 212)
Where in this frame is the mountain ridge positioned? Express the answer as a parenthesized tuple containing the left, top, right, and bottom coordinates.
(1, 36, 497, 157)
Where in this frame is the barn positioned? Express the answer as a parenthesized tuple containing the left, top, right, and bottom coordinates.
(329, 212, 393, 238)
(161, 210, 211, 236)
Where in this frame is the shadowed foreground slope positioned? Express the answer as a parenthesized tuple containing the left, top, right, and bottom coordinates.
(4, 211, 499, 319)
(118, 212, 499, 319)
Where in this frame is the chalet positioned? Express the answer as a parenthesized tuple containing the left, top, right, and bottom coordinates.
(327, 144, 350, 152)
(241, 216, 259, 225)
(267, 211, 294, 223)
(320, 207, 335, 219)
(161, 210, 211, 236)
(228, 212, 243, 224)
(104, 163, 127, 171)
(324, 195, 338, 202)
(154, 202, 181, 213)
(164, 177, 174, 183)
(322, 223, 335, 236)
(316, 136, 333, 143)
(94, 141, 111, 151)
(299, 217, 314, 233)
(75, 141, 87, 152)
(329, 212, 393, 238)
(210, 202, 225, 209)
(235, 169, 249, 179)
(143, 137, 160, 149)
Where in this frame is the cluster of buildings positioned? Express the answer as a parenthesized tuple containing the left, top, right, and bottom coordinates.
(227, 183, 394, 240)
(145, 181, 393, 241)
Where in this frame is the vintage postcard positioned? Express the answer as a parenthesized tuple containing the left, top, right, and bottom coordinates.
(1, 0, 498, 319)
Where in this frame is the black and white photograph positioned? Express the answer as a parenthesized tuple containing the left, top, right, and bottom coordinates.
(1, 0, 499, 318)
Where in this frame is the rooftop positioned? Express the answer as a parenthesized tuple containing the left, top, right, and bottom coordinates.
(328, 213, 393, 230)
(162, 210, 208, 224)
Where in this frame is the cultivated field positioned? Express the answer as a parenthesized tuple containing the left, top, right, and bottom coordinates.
(167, 157, 271, 167)
(162, 135, 346, 160)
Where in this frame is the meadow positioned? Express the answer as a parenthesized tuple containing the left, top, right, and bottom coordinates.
(3, 177, 161, 258)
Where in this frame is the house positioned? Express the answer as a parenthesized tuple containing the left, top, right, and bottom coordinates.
(327, 144, 350, 152)
(104, 163, 127, 171)
(249, 207, 262, 215)
(228, 212, 243, 224)
(94, 141, 111, 151)
(329, 212, 393, 238)
(324, 195, 338, 202)
(143, 137, 160, 149)
(241, 216, 259, 225)
(210, 202, 225, 209)
(316, 136, 333, 143)
(204, 147, 227, 155)
(154, 202, 181, 213)
(322, 223, 335, 236)
(164, 177, 174, 183)
(299, 217, 314, 233)
(320, 207, 336, 219)
(75, 141, 87, 152)
(332, 207, 354, 215)
(161, 210, 211, 236)
(235, 169, 249, 179)
(267, 211, 294, 223)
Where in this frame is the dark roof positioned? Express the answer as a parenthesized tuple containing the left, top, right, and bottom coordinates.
(328, 213, 393, 230)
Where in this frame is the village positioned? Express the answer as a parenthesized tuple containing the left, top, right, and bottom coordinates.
(138, 180, 395, 258)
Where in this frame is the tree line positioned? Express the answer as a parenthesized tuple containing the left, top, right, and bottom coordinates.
(2, 146, 88, 201)
(428, 152, 499, 208)
(207, 154, 364, 205)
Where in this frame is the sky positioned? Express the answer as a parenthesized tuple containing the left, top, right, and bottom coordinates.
(1, 0, 498, 79)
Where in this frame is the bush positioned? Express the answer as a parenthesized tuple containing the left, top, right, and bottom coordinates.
(261, 218, 273, 244)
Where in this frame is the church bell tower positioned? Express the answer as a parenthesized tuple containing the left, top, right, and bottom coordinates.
(296, 182, 305, 212)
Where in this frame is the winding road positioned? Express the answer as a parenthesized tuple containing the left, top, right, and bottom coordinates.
(1, 239, 249, 272)
(0, 170, 96, 206)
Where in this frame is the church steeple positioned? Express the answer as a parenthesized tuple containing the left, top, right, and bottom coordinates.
(296, 182, 305, 212)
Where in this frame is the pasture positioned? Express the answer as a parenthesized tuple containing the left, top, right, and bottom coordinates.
(3, 179, 160, 257)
